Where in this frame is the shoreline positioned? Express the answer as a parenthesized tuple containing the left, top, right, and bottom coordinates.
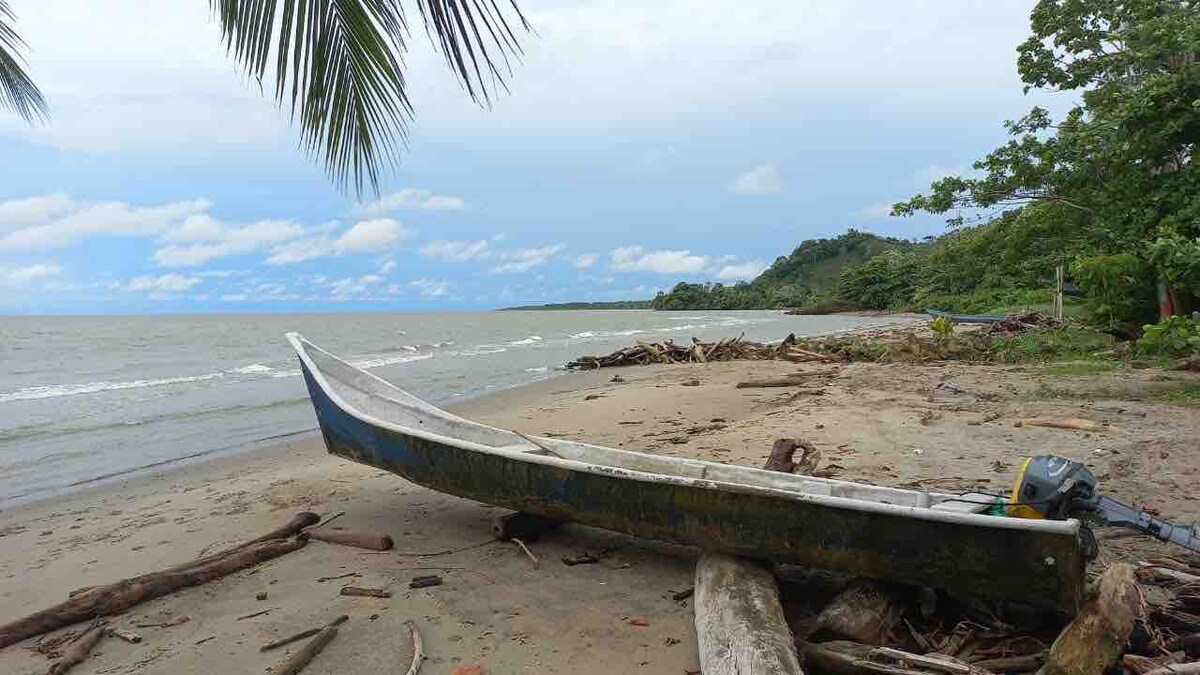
(2, 313, 926, 511)
(0, 366, 621, 518)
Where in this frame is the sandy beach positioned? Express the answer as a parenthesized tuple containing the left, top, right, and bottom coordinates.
(1, 354, 1198, 674)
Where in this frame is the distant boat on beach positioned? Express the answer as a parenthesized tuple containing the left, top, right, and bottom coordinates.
(288, 333, 1086, 612)
(925, 309, 1008, 324)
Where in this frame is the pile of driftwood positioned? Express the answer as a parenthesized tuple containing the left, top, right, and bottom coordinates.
(567, 334, 834, 369)
(979, 312, 1065, 336)
(694, 439, 1200, 675)
(566, 314, 1077, 370)
(0, 512, 421, 675)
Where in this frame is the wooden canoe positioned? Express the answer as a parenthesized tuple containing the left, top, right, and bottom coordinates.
(288, 333, 1085, 612)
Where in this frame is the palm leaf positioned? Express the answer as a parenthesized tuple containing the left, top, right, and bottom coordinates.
(212, 0, 527, 196)
(0, 0, 48, 123)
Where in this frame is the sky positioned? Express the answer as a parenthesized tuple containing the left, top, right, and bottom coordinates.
(0, 0, 1064, 313)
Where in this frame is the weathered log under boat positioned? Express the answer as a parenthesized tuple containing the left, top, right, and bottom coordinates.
(288, 333, 1086, 612)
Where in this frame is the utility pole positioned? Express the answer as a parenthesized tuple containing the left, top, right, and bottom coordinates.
(1054, 264, 1064, 320)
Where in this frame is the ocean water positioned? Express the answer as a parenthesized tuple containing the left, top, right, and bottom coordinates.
(0, 311, 912, 505)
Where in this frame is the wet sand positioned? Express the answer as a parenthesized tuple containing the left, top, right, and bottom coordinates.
(1, 357, 1197, 673)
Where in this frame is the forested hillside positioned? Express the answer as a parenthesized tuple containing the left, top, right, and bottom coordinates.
(650, 231, 910, 310)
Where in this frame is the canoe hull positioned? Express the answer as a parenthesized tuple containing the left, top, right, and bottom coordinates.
(299, 364, 1084, 612)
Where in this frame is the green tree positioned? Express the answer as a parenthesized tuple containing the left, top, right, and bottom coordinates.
(0, 0, 528, 195)
(895, 0, 1200, 318)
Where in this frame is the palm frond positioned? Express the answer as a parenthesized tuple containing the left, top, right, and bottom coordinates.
(0, 0, 48, 123)
(212, 0, 527, 196)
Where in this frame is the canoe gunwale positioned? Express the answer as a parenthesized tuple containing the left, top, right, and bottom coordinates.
(285, 332, 1079, 537)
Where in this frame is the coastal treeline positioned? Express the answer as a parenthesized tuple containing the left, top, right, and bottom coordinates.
(655, 0, 1199, 345)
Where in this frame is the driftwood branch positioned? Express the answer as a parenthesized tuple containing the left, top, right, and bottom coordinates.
(181, 511, 317, 573)
(306, 529, 394, 551)
(0, 514, 313, 649)
(803, 641, 993, 675)
(260, 615, 349, 652)
(1016, 418, 1104, 433)
(404, 620, 425, 675)
(46, 623, 105, 675)
(273, 623, 339, 675)
(512, 538, 540, 569)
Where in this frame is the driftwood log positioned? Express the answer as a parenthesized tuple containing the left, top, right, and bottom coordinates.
(1017, 418, 1104, 433)
(306, 529, 394, 551)
(694, 553, 804, 674)
(735, 369, 838, 388)
(764, 438, 821, 475)
(692, 440, 810, 675)
(0, 515, 312, 649)
(1039, 563, 1140, 675)
(491, 511, 563, 542)
(811, 579, 904, 646)
(340, 586, 391, 598)
(46, 623, 105, 675)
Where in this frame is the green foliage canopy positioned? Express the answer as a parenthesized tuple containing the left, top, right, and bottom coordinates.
(895, 0, 1200, 290)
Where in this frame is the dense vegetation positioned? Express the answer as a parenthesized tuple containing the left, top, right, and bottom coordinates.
(653, 0, 1199, 351)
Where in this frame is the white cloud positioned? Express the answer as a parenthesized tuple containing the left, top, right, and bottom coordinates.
(327, 274, 385, 299)
(610, 246, 709, 274)
(2, 1, 1036, 156)
(0, 196, 210, 251)
(0, 194, 76, 229)
(489, 245, 565, 274)
(334, 218, 411, 253)
(419, 239, 491, 262)
(409, 278, 451, 297)
(715, 260, 767, 281)
(155, 217, 305, 267)
(0, 263, 62, 284)
(856, 202, 895, 219)
(356, 188, 466, 215)
(379, 256, 397, 273)
(264, 219, 413, 265)
(573, 253, 598, 269)
(729, 163, 783, 196)
(126, 273, 201, 293)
